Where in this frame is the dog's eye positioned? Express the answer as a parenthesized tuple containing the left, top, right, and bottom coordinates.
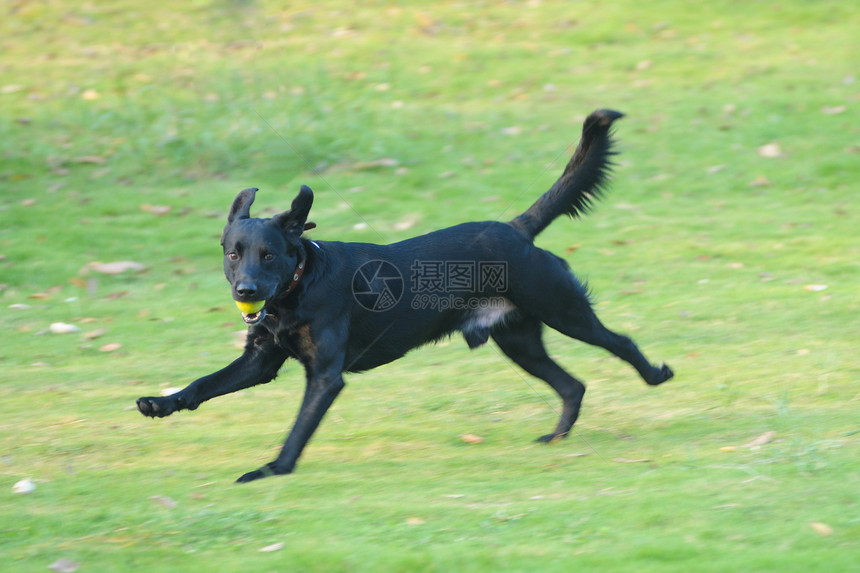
(263, 253, 275, 262)
(226, 252, 239, 261)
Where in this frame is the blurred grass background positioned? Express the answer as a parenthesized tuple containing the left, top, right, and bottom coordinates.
(1, 1, 858, 571)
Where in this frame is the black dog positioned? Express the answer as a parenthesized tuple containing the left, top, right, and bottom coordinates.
(137, 109, 673, 483)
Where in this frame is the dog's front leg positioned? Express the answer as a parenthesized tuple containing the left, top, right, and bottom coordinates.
(136, 332, 288, 418)
(235, 372, 344, 483)
(236, 329, 346, 483)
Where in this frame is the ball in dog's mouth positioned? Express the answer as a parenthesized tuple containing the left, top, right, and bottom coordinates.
(235, 300, 266, 325)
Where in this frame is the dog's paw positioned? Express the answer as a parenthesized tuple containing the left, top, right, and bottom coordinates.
(136, 396, 179, 418)
(236, 464, 290, 483)
(536, 431, 569, 444)
(236, 469, 266, 483)
(645, 363, 674, 386)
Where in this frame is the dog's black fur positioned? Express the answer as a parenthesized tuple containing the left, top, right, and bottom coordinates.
(137, 109, 673, 483)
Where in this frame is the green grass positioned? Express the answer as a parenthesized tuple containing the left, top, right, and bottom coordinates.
(2, 0, 858, 571)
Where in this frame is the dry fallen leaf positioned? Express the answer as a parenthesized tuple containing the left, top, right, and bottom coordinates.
(104, 290, 130, 301)
(614, 457, 651, 463)
(30, 286, 62, 299)
(99, 342, 122, 353)
(83, 328, 108, 340)
(406, 517, 426, 526)
(757, 142, 783, 158)
(804, 284, 828, 292)
(141, 203, 172, 216)
(393, 217, 417, 231)
(821, 105, 846, 115)
(352, 158, 399, 170)
(73, 155, 107, 164)
(259, 542, 285, 552)
(461, 434, 484, 444)
(88, 261, 147, 275)
(809, 522, 833, 536)
(149, 495, 177, 509)
(743, 431, 776, 448)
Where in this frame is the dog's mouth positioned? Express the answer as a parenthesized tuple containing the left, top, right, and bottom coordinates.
(235, 300, 267, 325)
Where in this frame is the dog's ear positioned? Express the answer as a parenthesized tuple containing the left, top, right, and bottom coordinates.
(227, 187, 258, 225)
(222, 187, 259, 246)
(273, 185, 314, 237)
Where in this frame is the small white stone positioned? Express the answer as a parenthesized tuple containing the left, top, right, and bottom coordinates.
(13, 478, 36, 494)
(49, 322, 81, 334)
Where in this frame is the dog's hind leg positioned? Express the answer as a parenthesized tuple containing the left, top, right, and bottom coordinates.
(511, 249, 673, 387)
(492, 317, 586, 443)
(546, 310, 673, 387)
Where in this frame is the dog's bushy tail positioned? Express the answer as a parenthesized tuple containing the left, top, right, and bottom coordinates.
(510, 109, 624, 239)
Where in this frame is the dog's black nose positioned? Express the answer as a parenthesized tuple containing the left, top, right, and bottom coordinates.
(235, 283, 258, 298)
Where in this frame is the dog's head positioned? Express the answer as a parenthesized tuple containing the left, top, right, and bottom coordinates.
(221, 186, 314, 324)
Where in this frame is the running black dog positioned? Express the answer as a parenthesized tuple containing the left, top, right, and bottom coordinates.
(137, 109, 673, 483)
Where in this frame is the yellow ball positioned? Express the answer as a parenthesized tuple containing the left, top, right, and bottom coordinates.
(235, 300, 265, 314)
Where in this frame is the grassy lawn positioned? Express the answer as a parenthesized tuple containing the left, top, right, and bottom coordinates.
(2, 1, 858, 571)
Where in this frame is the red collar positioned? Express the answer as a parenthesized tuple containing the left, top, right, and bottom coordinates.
(281, 258, 306, 299)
